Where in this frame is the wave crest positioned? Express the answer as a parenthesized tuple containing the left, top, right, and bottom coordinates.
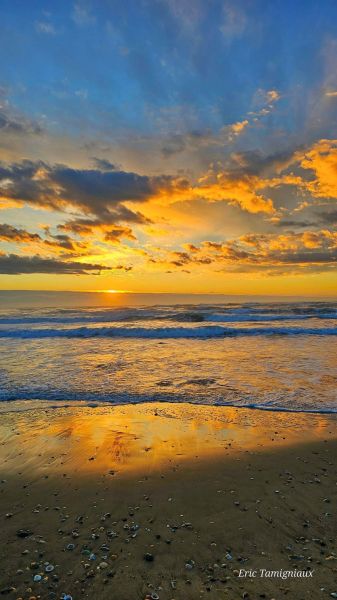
(1, 325, 337, 339)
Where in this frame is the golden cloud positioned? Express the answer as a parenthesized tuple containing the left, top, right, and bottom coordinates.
(300, 139, 337, 199)
(193, 167, 275, 213)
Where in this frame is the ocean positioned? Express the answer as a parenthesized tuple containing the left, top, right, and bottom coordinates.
(0, 292, 336, 412)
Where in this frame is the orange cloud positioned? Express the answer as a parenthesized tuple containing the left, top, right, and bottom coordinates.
(266, 89, 281, 103)
(300, 139, 337, 199)
(229, 119, 249, 136)
(194, 166, 275, 213)
(146, 229, 337, 275)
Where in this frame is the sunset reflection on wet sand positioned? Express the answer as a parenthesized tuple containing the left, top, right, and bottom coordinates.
(1, 402, 336, 477)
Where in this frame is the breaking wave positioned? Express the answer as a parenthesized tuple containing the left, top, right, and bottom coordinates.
(1, 325, 337, 339)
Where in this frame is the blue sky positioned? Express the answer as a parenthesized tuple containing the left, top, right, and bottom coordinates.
(2, 0, 337, 141)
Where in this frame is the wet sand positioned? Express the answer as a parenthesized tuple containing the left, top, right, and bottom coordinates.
(1, 402, 337, 600)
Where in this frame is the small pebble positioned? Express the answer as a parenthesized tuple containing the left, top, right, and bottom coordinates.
(16, 529, 33, 538)
(144, 553, 154, 562)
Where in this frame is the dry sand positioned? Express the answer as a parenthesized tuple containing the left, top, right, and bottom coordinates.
(0, 402, 337, 600)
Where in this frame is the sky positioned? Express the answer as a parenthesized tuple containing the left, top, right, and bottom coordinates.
(0, 0, 337, 295)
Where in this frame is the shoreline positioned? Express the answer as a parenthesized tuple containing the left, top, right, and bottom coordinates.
(1, 398, 337, 416)
(1, 402, 337, 599)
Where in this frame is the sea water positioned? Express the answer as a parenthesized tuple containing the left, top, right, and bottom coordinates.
(0, 292, 336, 412)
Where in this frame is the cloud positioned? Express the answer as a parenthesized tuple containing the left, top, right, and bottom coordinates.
(1, 137, 337, 265)
(72, 1, 96, 26)
(91, 158, 117, 171)
(0, 160, 188, 218)
(274, 219, 315, 229)
(316, 209, 337, 224)
(0, 254, 111, 274)
(103, 226, 136, 243)
(0, 151, 299, 224)
(299, 139, 337, 199)
(159, 86, 281, 159)
(0, 219, 118, 261)
(178, 139, 337, 217)
(0, 224, 42, 243)
(248, 88, 282, 119)
(35, 21, 57, 35)
(0, 107, 43, 136)
(0, 222, 96, 258)
(194, 163, 275, 213)
(58, 210, 150, 239)
(42, 232, 89, 254)
(223, 148, 301, 179)
(50, 166, 151, 212)
(230, 120, 249, 135)
(220, 4, 247, 42)
(266, 90, 281, 103)
(160, 119, 250, 157)
(148, 229, 337, 274)
(163, 0, 204, 32)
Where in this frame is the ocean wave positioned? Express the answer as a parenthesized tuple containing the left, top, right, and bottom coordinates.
(0, 310, 152, 325)
(205, 313, 337, 322)
(0, 311, 336, 325)
(1, 325, 337, 339)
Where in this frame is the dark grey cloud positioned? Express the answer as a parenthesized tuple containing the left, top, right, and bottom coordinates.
(160, 129, 240, 159)
(274, 249, 337, 264)
(0, 109, 43, 136)
(274, 209, 337, 230)
(0, 160, 54, 205)
(49, 165, 167, 213)
(58, 208, 150, 237)
(0, 254, 111, 274)
(43, 233, 88, 253)
(0, 223, 90, 256)
(224, 148, 303, 179)
(216, 263, 337, 276)
(274, 219, 315, 229)
(316, 210, 337, 225)
(0, 160, 185, 218)
(91, 157, 117, 171)
(161, 134, 187, 157)
(0, 224, 42, 243)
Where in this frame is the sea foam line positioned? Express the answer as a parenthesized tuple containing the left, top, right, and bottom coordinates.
(0, 394, 337, 416)
(0, 325, 337, 339)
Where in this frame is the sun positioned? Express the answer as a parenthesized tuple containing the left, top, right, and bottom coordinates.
(100, 289, 131, 294)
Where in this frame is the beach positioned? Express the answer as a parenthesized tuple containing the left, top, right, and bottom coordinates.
(1, 402, 337, 600)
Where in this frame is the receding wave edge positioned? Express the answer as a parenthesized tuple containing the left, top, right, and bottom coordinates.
(1, 325, 337, 338)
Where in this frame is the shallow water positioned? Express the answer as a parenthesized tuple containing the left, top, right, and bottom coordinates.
(0, 296, 336, 412)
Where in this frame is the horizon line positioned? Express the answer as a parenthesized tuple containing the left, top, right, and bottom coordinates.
(1, 290, 337, 298)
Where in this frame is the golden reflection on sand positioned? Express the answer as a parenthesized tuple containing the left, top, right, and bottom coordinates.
(0, 403, 336, 476)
